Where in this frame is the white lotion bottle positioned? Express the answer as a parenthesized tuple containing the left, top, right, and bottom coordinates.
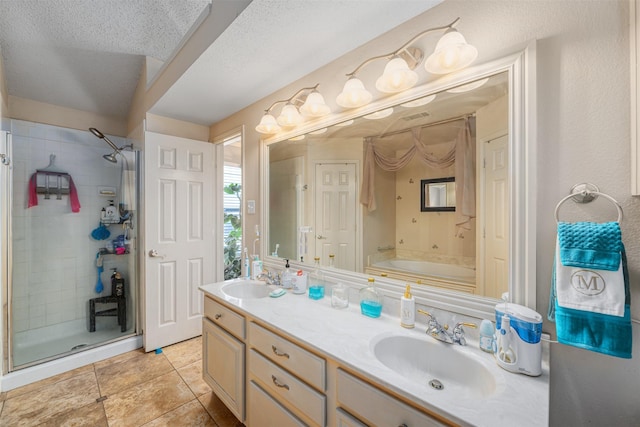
(251, 255, 262, 280)
(400, 284, 415, 328)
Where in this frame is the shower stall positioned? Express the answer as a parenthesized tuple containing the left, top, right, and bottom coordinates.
(2, 119, 140, 374)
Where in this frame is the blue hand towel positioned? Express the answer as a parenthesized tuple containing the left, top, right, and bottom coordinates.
(549, 223, 632, 359)
(558, 221, 622, 271)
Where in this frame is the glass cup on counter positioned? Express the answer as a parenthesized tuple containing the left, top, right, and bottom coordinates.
(331, 283, 349, 309)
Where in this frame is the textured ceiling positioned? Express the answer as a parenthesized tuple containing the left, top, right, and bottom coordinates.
(0, 0, 443, 126)
(0, 0, 210, 118)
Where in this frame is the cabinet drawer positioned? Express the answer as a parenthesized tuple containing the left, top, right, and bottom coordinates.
(336, 369, 447, 427)
(248, 381, 305, 427)
(249, 322, 325, 390)
(204, 296, 245, 339)
(335, 408, 367, 427)
(249, 349, 326, 427)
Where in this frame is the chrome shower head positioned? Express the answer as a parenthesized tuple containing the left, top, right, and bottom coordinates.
(103, 152, 118, 163)
(89, 127, 120, 152)
(89, 127, 104, 138)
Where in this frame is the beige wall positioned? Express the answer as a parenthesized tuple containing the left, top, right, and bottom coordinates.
(7, 96, 127, 136)
(476, 94, 508, 141)
(146, 113, 210, 142)
(210, 1, 639, 424)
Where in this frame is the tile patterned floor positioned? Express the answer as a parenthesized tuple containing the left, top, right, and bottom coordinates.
(0, 336, 245, 426)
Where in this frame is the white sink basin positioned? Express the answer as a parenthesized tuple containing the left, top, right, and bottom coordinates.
(371, 333, 500, 399)
(221, 280, 272, 299)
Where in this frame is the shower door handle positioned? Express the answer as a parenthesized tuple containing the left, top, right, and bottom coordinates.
(148, 249, 165, 259)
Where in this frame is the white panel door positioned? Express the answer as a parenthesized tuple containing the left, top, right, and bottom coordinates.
(482, 134, 509, 299)
(144, 132, 215, 352)
(314, 162, 357, 270)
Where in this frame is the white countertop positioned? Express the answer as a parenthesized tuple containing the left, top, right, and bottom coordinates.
(200, 279, 550, 427)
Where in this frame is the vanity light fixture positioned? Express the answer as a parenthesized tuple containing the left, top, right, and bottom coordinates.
(299, 90, 331, 117)
(277, 104, 303, 127)
(256, 84, 331, 135)
(335, 77, 373, 109)
(336, 17, 477, 109)
(255, 113, 281, 134)
(424, 27, 478, 75)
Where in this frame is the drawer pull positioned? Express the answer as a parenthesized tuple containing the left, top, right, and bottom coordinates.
(271, 345, 290, 359)
(214, 313, 222, 320)
(271, 375, 290, 390)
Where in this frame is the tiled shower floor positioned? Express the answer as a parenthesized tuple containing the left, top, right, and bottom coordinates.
(0, 336, 244, 426)
(13, 317, 135, 367)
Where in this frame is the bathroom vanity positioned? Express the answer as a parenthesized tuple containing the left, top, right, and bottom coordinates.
(200, 279, 549, 427)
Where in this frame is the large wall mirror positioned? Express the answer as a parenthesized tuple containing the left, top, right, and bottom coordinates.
(262, 46, 536, 316)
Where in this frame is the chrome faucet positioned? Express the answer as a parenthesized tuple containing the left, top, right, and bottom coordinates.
(418, 309, 476, 345)
(257, 269, 281, 286)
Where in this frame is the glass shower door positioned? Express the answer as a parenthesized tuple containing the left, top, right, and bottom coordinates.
(8, 121, 138, 369)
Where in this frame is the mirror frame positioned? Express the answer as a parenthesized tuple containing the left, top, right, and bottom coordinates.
(260, 42, 536, 319)
(420, 177, 455, 212)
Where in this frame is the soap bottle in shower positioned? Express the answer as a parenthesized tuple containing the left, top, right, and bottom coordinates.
(360, 278, 383, 318)
(105, 200, 117, 222)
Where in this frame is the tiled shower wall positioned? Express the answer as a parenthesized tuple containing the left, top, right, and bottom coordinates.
(10, 120, 132, 333)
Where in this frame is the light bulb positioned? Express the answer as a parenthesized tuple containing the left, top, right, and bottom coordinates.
(277, 104, 303, 127)
(300, 91, 331, 117)
(375, 57, 418, 93)
(425, 29, 478, 74)
(255, 113, 281, 134)
(336, 77, 372, 108)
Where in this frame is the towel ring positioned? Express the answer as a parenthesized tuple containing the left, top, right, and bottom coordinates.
(554, 183, 623, 223)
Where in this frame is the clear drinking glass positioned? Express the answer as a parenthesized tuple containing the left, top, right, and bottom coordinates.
(331, 283, 349, 309)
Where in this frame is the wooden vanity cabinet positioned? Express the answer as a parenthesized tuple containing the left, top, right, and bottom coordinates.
(202, 296, 246, 422)
(202, 295, 454, 427)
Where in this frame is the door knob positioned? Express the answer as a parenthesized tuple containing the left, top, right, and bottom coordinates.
(148, 249, 165, 258)
(316, 235, 327, 240)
